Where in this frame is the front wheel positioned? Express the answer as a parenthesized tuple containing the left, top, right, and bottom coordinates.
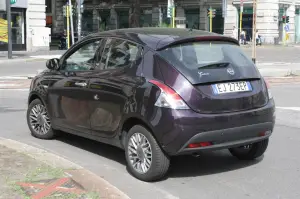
(27, 99, 57, 139)
(229, 138, 269, 160)
(125, 125, 170, 182)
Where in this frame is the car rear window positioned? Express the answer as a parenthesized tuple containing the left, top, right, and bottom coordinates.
(159, 41, 255, 69)
(158, 41, 260, 84)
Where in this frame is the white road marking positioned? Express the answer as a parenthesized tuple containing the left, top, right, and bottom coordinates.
(256, 62, 293, 66)
(30, 55, 61, 59)
(0, 88, 29, 91)
(0, 76, 32, 80)
(0, 83, 16, 87)
(276, 107, 300, 111)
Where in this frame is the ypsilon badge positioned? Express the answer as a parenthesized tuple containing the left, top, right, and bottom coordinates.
(198, 71, 209, 78)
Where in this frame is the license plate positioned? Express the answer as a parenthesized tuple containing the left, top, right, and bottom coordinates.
(212, 81, 252, 94)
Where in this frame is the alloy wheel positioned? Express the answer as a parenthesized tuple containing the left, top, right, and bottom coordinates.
(29, 104, 51, 135)
(127, 133, 152, 174)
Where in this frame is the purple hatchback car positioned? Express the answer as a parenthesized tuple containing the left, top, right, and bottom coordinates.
(27, 28, 275, 182)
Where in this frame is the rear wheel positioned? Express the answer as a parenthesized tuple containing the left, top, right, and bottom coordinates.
(27, 99, 57, 139)
(229, 138, 269, 160)
(125, 125, 170, 182)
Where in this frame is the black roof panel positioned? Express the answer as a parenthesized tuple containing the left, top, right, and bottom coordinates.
(86, 28, 239, 50)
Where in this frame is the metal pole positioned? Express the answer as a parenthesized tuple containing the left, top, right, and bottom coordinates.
(240, 0, 243, 36)
(77, 0, 81, 40)
(6, 0, 12, 59)
(66, 4, 70, 49)
(68, 0, 75, 45)
(210, 6, 212, 32)
(283, 9, 286, 46)
(252, 0, 257, 63)
(172, 7, 175, 28)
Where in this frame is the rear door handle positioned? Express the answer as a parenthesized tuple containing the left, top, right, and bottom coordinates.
(74, 82, 87, 87)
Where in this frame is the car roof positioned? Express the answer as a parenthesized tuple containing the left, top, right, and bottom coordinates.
(85, 27, 239, 51)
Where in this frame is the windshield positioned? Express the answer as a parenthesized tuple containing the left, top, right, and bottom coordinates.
(159, 41, 255, 70)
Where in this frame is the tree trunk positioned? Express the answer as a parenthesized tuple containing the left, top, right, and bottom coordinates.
(129, 0, 140, 28)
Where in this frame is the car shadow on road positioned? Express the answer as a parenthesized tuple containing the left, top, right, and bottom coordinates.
(57, 132, 126, 165)
(167, 151, 263, 179)
(56, 132, 262, 180)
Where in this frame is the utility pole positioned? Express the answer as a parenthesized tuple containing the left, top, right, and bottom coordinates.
(252, 0, 257, 63)
(6, 0, 12, 59)
(77, 0, 81, 40)
(68, 0, 75, 45)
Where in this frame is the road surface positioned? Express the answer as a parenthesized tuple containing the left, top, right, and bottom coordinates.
(0, 83, 299, 199)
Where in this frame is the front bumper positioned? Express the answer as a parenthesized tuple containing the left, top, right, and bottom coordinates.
(158, 99, 275, 156)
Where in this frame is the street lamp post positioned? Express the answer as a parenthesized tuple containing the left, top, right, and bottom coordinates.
(77, 0, 81, 41)
(252, 0, 257, 63)
(68, 0, 74, 45)
(6, 0, 12, 59)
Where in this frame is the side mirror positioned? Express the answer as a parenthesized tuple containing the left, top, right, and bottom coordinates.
(46, 58, 60, 70)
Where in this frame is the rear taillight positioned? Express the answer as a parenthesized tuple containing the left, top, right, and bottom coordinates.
(264, 79, 273, 99)
(149, 80, 190, 110)
(187, 142, 213, 148)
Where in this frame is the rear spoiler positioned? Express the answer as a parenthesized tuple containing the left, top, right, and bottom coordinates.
(156, 35, 240, 51)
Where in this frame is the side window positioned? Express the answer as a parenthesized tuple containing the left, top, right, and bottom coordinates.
(62, 39, 102, 71)
(98, 38, 113, 70)
(99, 38, 139, 70)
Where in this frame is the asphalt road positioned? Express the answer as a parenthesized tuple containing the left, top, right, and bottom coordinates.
(0, 83, 300, 199)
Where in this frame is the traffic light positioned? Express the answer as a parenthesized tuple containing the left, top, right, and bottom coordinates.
(207, 8, 216, 17)
(63, 5, 66, 16)
(167, 6, 173, 18)
(282, 16, 286, 23)
(286, 16, 290, 23)
(72, 5, 76, 15)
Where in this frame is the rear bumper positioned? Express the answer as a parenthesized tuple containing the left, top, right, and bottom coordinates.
(177, 122, 273, 155)
(157, 99, 275, 156)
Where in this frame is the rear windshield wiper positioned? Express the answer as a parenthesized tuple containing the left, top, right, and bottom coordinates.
(198, 62, 230, 69)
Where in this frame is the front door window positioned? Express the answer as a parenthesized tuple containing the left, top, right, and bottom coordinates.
(62, 39, 102, 71)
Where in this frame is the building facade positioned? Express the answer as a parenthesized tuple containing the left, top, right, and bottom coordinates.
(49, 0, 300, 45)
(0, 0, 50, 51)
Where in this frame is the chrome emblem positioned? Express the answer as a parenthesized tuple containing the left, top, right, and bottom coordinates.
(227, 68, 235, 75)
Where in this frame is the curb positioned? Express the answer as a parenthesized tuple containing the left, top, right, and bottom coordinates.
(265, 76, 300, 85)
(0, 137, 130, 199)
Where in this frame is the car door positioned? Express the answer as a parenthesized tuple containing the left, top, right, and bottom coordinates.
(47, 38, 104, 134)
(88, 38, 143, 138)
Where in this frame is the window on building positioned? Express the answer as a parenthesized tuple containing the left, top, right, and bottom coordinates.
(46, 0, 52, 14)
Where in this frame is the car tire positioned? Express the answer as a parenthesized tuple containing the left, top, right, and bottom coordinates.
(229, 138, 269, 160)
(27, 99, 57, 140)
(125, 125, 170, 182)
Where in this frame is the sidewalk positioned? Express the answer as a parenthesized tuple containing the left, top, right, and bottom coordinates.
(0, 51, 64, 63)
(240, 43, 300, 48)
(0, 138, 130, 199)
